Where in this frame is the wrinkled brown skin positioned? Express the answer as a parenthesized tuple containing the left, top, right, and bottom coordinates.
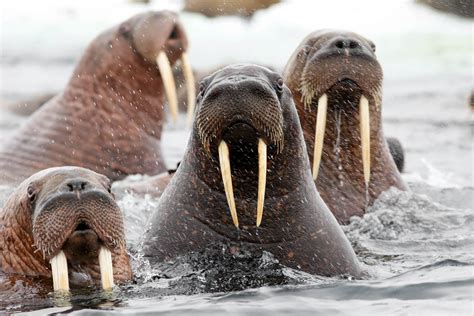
(144, 64, 363, 277)
(0, 167, 131, 291)
(283, 30, 406, 224)
(0, 11, 188, 185)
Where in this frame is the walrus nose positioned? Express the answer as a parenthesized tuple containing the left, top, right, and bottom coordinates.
(331, 38, 361, 51)
(66, 179, 88, 192)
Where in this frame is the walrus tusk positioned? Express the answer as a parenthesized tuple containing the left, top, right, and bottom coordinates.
(312, 93, 328, 181)
(50, 250, 69, 292)
(180, 52, 196, 126)
(156, 51, 178, 123)
(256, 138, 267, 227)
(98, 246, 114, 290)
(218, 141, 239, 228)
(360, 95, 371, 184)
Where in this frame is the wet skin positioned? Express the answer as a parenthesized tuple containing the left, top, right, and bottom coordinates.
(143, 64, 364, 278)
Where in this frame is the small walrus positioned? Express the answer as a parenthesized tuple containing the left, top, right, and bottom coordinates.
(0, 11, 195, 184)
(143, 64, 363, 277)
(283, 30, 407, 224)
(0, 167, 131, 292)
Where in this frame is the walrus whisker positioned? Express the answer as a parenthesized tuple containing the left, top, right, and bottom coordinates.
(218, 141, 239, 228)
(256, 138, 267, 227)
(359, 95, 371, 184)
(180, 52, 196, 126)
(50, 250, 69, 292)
(312, 94, 328, 181)
(98, 246, 114, 290)
(156, 51, 178, 123)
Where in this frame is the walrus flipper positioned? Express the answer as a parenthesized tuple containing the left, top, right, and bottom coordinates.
(386, 137, 405, 173)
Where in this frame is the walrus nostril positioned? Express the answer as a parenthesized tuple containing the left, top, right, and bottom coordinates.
(333, 39, 361, 50)
(349, 40, 360, 49)
(66, 180, 88, 192)
(335, 40, 345, 49)
(169, 25, 179, 39)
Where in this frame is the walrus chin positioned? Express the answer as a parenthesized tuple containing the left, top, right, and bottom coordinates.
(130, 11, 196, 123)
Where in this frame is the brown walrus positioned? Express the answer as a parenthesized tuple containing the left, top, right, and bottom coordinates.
(283, 30, 407, 224)
(143, 64, 363, 277)
(0, 166, 131, 292)
(0, 11, 195, 185)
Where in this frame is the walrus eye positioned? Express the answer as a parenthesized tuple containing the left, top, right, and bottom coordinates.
(27, 185, 36, 203)
(274, 77, 284, 97)
(277, 78, 284, 89)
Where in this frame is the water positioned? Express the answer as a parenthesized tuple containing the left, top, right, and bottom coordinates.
(1, 0, 473, 314)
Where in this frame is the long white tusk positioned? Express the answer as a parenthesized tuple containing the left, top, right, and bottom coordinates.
(98, 246, 114, 290)
(180, 52, 196, 126)
(50, 250, 69, 292)
(218, 141, 239, 228)
(360, 95, 371, 184)
(256, 139, 267, 227)
(312, 93, 328, 181)
(156, 51, 178, 123)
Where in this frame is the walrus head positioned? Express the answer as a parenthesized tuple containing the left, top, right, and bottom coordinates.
(128, 11, 195, 122)
(0, 167, 131, 292)
(283, 30, 383, 185)
(69, 11, 195, 124)
(194, 64, 296, 228)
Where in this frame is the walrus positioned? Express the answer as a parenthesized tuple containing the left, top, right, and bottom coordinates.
(0, 167, 131, 292)
(143, 64, 363, 277)
(283, 30, 407, 224)
(0, 11, 195, 184)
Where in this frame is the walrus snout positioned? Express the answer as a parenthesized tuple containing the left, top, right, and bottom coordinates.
(298, 30, 381, 103)
(324, 35, 374, 58)
(197, 66, 285, 155)
(131, 11, 188, 63)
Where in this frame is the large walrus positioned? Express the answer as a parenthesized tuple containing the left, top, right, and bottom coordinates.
(0, 167, 131, 292)
(0, 11, 195, 184)
(143, 64, 363, 277)
(283, 30, 407, 224)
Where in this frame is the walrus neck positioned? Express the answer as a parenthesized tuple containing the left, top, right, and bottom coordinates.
(0, 196, 49, 276)
(63, 32, 165, 138)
